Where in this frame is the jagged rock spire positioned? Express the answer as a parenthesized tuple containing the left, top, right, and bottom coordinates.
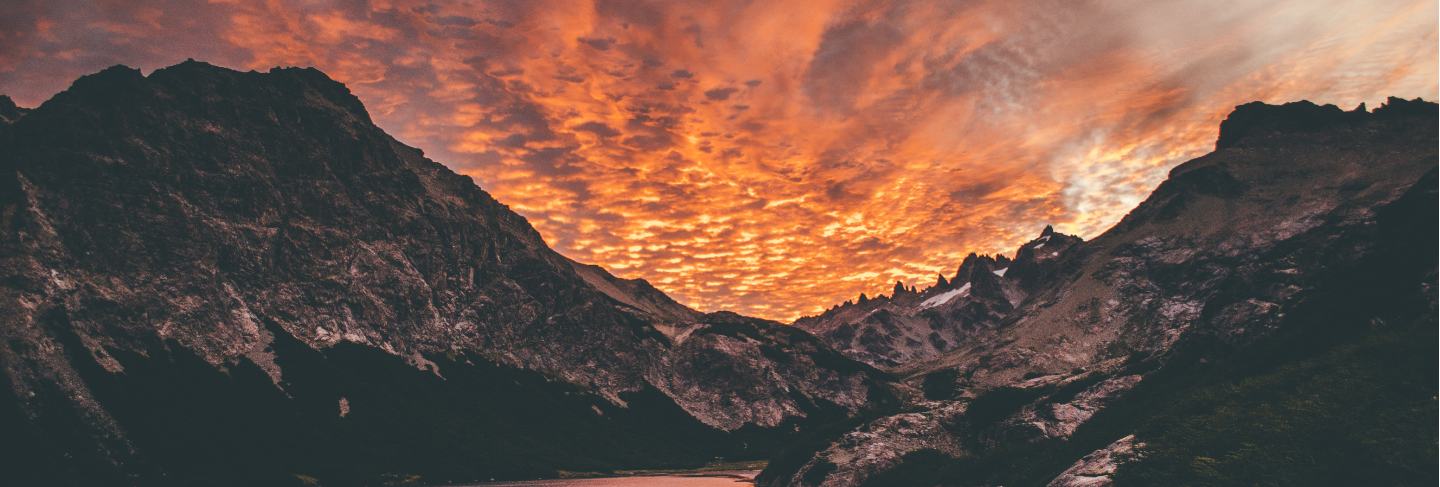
(953, 253, 996, 284)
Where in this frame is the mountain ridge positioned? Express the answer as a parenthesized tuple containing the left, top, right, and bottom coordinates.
(760, 96, 1438, 486)
(793, 225, 1084, 368)
(0, 60, 894, 486)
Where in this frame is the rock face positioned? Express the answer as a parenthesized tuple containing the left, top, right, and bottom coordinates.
(1046, 434, 1144, 487)
(0, 61, 895, 486)
(794, 227, 1082, 368)
(759, 97, 1438, 486)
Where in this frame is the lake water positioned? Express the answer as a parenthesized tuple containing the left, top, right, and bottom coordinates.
(461, 470, 758, 486)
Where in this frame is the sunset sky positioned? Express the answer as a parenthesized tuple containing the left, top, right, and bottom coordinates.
(3, 0, 1435, 321)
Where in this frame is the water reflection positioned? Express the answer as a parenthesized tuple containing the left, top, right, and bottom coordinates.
(463, 470, 757, 486)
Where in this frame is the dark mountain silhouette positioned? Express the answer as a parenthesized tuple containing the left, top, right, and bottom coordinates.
(0, 61, 896, 486)
(761, 97, 1438, 486)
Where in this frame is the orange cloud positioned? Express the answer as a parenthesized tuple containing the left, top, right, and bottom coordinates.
(1, 0, 1435, 320)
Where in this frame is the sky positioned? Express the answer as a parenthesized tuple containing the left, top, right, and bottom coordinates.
(2, 0, 1435, 321)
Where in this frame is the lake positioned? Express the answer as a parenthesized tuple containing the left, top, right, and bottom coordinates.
(460, 469, 759, 486)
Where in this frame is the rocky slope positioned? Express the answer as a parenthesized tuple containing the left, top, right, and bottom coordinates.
(0, 61, 895, 486)
(760, 97, 1438, 486)
(794, 226, 1082, 368)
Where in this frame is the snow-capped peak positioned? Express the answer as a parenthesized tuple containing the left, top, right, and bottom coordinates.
(1030, 234, 1052, 249)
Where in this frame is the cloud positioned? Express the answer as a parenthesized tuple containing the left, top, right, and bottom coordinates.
(577, 36, 616, 50)
(574, 120, 621, 138)
(1, 0, 1434, 321)
(703, 87, 738, 101)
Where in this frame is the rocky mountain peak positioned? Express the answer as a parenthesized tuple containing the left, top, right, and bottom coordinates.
(953, 252, 997, 285)
(1215, 99, 1365, 149)
(0, 94, 26, 124)
(45, 61, 376, 139)
(1007, 225, 1083, 291)
(1372, 95, 1437, 119)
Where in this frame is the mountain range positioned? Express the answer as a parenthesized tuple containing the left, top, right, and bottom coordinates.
(0, 61, 893, 486)
(793, 225, 1083, 368)
(2, 61, 1435, 486)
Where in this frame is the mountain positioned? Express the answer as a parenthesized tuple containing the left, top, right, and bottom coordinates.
(794, 225, 1082, 368)
(0, 95, 28, 125)
(759, 98, 1438, 486)
(0, 61, 896, 486)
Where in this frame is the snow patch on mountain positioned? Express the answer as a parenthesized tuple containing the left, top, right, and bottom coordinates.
(920, 283, 971, 309)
